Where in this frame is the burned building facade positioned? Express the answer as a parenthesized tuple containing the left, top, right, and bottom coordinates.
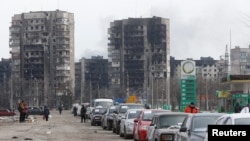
(9, 10, 75, 108)
(108, 17, 170, 104)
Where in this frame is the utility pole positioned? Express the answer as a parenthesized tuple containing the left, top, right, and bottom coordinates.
(89, 74, 92, 105)
(10, 72, 13, 110)
(156, 77, 158, 108)
(36, 80, 38, 107)
(151, 73, 154, 108)
(206, 73, 210, 111)
(126, 71, 129, 97)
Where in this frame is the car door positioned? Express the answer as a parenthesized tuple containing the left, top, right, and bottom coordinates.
(147, 116, 157, 141)
(176, 116, 190, 141)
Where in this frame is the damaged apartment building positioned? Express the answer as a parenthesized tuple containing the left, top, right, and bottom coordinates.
(108, 16, 170, 105)
(76, 56, 108, 103)
(9, 10, 75, 108)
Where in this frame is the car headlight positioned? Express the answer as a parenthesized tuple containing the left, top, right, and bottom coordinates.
(161, 134, 173, 141)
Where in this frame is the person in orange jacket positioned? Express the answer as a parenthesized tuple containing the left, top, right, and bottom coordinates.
(184, 102, 199, 113)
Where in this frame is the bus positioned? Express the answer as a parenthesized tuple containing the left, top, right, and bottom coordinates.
(94, 98, 114, 108)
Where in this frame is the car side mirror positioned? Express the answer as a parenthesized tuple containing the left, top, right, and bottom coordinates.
(114, 111, 118, 114)
(179, 127, 187, 132)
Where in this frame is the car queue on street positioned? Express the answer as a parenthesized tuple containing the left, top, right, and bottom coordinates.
(70, 101, 250, 141)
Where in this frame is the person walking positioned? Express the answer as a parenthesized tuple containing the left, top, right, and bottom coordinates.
(80, 105, 86, 123)
(184, 102, 199, 113)
(73, 106, 78, 117)
(18, 100, 25, 122)
(43, 106, 50, 121)
(58, 105, 63, 115)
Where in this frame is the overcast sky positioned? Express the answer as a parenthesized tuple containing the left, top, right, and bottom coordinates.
(1, 0, 250, 61)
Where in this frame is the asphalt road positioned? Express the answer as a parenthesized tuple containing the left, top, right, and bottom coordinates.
(0, 110, 130, 141)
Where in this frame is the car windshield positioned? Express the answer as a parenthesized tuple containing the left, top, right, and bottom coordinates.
(119, 104, 144, 113)
(92, 108, 106, 114)
(95, 102, 113, 108)
(158, 115, 186, 128)
(143, 111, 163, 121)
(235, 118, 250, 124)
(192, 116, 221, 132)
(109, 107, 116, 113)
(128, 110, 141, 119)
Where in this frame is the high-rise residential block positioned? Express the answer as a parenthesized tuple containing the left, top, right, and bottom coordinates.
(9, 10, 75, 108)
(108, 16, 170, 106)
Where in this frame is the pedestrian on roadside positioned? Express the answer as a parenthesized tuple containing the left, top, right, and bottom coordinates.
(234, 102, 242, 113)
(23, 102, 28, 119)
(18, 100, 25, 122)
(73, 106, 78, 117)
(59, 105, 63, 115)
(80, 105, 86, 123)
(43, 106, 50, 121)
(184, 102, 199, 113)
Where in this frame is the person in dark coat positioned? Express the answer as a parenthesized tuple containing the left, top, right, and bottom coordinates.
(80, 105, 86, 123)
(43, 106, 50, 121)
(58, 105, 63, 115)
(234, 102, 242, 113)
(73, 106, 78, 117)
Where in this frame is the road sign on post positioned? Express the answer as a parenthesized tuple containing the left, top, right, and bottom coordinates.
(126, 95, 137, 103)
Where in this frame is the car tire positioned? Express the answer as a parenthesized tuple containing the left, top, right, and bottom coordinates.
(116, 123, 120, 134)
(124, 127, 129, 139)
(112, 123, 116, 133)
(107, 121, 112, 130)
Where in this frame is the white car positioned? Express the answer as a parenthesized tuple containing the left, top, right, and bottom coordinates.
(119, 109, 143, 139)
(216, 113, 250, 125)
(203, 113, 250, 141)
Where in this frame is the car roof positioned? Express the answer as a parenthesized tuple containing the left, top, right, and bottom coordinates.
(126, 108, 144, 112)
(191, 112, 226, 117)
(153, 112, 191, 116)
(220, 113, 250, 119)
(119, 103, 144, 105)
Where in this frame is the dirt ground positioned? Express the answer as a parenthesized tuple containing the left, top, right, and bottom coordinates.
(0, 110, 128, 141)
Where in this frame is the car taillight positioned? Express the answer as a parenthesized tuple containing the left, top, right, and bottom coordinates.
(161, 134, 173, 141)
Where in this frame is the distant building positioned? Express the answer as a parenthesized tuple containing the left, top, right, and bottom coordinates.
(230, 46, 250, 75)
(0, 58, 11, 108)
(9, 10, 75, 108)
(76, 56, 108, 104)
(108, 16, 170, 106)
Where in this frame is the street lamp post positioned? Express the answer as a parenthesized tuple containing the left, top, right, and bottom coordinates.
(205, 73, 210, 111)
(151, 73, 154, 108)
(89, 74, 92, 105)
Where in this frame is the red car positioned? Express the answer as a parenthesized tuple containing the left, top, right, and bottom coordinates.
(0, 109, 16, 116)
(133, 109, 170, 141)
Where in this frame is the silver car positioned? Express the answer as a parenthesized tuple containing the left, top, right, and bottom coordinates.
(120, 109, 143, 139)
(147, 112, 189, 141)
(176, 113, 225, 141)
(101, 106, 116, 130)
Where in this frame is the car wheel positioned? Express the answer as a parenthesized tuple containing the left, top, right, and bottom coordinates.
(124, 127, 129, 139)
(102, 121, 106, 129)
(119, 126, 124, 137)
(112, 123, 116, 133)
(107, 121, 111, 130)
(116, 123, 120, 134)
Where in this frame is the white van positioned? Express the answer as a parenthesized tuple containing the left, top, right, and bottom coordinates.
(94, 98, 114, 108)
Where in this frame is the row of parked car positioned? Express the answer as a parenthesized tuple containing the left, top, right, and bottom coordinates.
(88, 103, 250, 141)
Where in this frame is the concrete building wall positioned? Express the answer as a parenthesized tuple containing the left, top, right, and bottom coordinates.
(9, 10, 75, 108)
(108, 17, 170, 104)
